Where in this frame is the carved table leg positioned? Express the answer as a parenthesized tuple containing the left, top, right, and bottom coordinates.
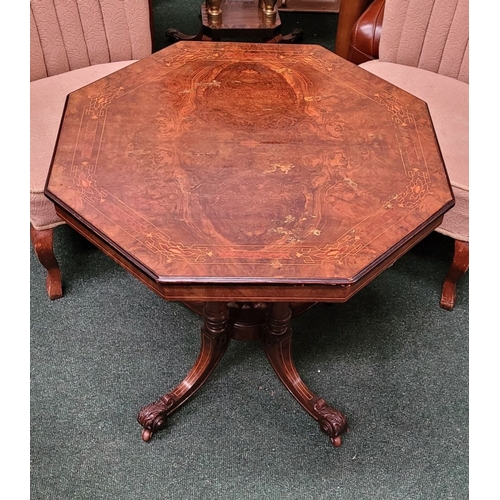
(262, 302, 348, 447)
(137, 302, 230, 441)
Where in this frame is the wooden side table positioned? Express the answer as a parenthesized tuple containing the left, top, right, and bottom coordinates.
(166, 0, 303, 43)
(45, 42, 454, 448)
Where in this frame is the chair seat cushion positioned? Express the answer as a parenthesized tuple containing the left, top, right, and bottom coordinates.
(30, 60, 136, 230)
(359, 60, 469, 242)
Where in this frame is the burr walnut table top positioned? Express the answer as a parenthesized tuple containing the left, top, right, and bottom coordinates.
(45, 41, 454, 303)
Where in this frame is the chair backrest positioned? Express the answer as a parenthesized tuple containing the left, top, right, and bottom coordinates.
(30, 0, 152, 82)
(378, 0, 468, 83)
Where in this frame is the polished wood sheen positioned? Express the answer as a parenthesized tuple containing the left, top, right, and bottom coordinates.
(45, 42, 454, 447)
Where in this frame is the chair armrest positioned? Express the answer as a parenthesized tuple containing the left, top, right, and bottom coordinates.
(335, 0, 372, 59)
(347, 0, 385, 65)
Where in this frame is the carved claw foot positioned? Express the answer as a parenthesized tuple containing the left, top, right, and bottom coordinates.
(137, 395, 175, 441)
(314, 398, 348, 447)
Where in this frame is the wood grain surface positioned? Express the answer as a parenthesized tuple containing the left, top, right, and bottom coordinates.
(46, 41, 454, 300)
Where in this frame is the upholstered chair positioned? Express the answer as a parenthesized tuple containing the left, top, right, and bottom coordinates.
(345, 0, 469, 310)
(30, 0, 153, 299)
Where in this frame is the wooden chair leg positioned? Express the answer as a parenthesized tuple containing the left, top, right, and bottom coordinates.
(30, 224, 63, 300)
(440, 239, 469, 311)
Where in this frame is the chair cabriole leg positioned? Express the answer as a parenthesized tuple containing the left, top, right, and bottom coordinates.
(440, 239, 469, 311)
(30, 224, 63, 300)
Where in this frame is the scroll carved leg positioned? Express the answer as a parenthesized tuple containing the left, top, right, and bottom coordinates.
(262, 302, 348, 447)
(440, 239, 469, 311)
(137, 302, 230, 441)
(30, 224, 63, 300)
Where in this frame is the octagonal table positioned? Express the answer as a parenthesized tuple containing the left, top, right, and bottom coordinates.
(45, 41, 454, 447)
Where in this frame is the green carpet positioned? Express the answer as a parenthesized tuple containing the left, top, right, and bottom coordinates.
(30, 1, 468, 498)
(31, 227, 468, 499)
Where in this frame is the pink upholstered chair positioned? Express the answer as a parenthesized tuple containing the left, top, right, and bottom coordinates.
(346, 0, 469, 310)
(30, 0, 153, 299)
